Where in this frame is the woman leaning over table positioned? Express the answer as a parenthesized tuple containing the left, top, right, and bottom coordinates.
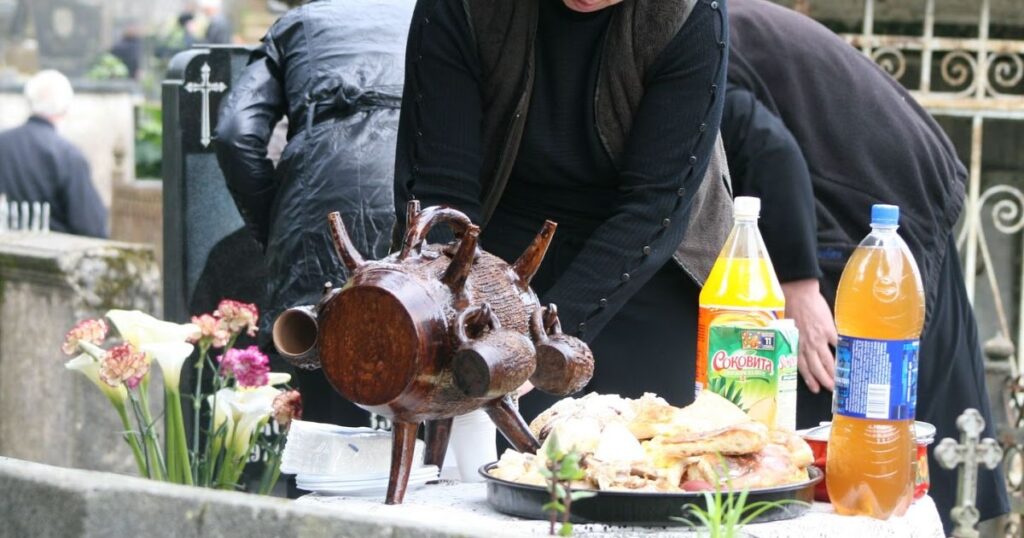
(394, 0, 733, 419)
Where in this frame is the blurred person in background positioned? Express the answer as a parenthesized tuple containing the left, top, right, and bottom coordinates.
(0, 70, 107, 238)
(199, 0, 233, 45)
(110, 22, 144, 79)
(214, 0, 414, 427)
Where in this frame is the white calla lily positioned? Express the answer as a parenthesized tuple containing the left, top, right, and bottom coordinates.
(227, 385, 279, 452)
(141, 342, 194, 391)
(267, 372, 291, 386)
(65, 354, 128, 406)
(106, 310, 198, 348)
(208, 388, 236, 434)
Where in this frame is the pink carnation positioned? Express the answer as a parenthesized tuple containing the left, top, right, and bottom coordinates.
(62, 318, 108, 356)
(189, 313, 230, 348)
(100, 343, 150, 389)
(218, 345, 270, 388)
(216, 300, 259, 337)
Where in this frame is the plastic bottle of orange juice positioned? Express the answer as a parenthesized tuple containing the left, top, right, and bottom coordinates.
(695, 196, 785, 396)
(827, 204, 924, 519)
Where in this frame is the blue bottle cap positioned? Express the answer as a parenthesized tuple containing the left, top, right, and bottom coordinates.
(871, 204, 900, 226)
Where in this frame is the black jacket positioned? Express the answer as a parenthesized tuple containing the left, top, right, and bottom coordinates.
(0, 116, 107, 237)
(214, 0, 414, 334)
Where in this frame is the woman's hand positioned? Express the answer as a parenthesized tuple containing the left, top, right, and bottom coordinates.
(781, 278, 837, 393)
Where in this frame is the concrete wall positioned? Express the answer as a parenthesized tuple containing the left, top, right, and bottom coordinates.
(0, 233, 161, 475)
(0, 457, 511, 538)
(111, 180, 163, 267)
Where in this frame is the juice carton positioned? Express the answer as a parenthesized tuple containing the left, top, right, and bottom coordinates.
(706, 320, 798, 431)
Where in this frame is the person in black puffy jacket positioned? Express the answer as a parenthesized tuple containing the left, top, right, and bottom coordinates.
(213, 0, 414, 426)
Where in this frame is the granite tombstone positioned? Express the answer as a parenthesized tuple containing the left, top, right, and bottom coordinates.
(162, 45, 267, 326)
(162, 46, 276, 489)
(11, 0, 102, 77)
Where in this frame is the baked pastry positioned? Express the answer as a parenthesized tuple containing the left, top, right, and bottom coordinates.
(528, 393, 635, 441)
(494, 390, 814, 493)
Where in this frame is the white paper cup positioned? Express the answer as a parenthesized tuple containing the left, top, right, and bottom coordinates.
(443, 409, 497, 483)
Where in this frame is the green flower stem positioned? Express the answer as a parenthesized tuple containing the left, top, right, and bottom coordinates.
(190, 342, 210, 484)
(258, 433, 286, 495)
(135, 387, 167, 481)
(164, 387, 192, 485)
(114, 398, 148, 477)
(163, 389, 178, 482)
(214, 445, 237, 489)
(128, 392, 154, 478)
(258, 453, 282, 495)
(201, 392, 225, 487)
(228, 422, 265, 488)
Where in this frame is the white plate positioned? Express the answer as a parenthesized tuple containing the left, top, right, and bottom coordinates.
(296, 466, 439, 489)
(297, 465, 438, 484)
(297, 473, 436, 496)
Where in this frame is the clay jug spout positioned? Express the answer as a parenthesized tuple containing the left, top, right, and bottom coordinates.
(272, 305, 320, 370)
(441, 224, 480, 293)
(328, 211, 365, 273)
(513, 220, 557, 289)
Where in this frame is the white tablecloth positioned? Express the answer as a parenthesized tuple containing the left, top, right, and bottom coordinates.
(297, 481, 945, 537)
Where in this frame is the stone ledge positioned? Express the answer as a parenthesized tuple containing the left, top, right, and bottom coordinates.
(0, 457, 516, 538)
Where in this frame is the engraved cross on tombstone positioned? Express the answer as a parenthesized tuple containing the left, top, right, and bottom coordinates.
(184, 63, 227, 148)
(935, 408, 1004, 538)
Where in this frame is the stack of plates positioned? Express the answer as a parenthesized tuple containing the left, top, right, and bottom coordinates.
(295, 466, 440, 496)
(282, 420, 439, 497)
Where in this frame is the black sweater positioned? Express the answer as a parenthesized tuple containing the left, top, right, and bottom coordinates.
(400, 0, 727, 339)
(728, 0, 965, 310)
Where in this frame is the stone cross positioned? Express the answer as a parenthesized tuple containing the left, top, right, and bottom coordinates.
(934, 408, 1003, 538)
(184, 63, 227, 148)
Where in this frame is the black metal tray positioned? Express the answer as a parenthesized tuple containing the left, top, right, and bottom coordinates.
(479, 463, 822, 526)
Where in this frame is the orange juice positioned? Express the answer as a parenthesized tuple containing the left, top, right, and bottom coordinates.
(826, 204, 924, 519)
(695, 197, 785, 396)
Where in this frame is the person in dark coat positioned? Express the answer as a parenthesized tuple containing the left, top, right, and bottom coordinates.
(721, 0, 1008, 530)
(199, 0, 233, 44)
(0, 70, 107, 238)
(395, 0, 733, 420)
(110, 24, 144, 79)
(213, 0, 414, 427)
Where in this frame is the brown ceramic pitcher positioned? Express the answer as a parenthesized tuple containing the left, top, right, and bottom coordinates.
(271, 202, 595, 504)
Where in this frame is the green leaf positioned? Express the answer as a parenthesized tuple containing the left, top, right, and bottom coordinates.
(554, 484, 567, 498)
(570, 490, 596, 501)
(558, 522, 574, 537)
(542, 501, 564, 513)
(546, 431, 565, 461)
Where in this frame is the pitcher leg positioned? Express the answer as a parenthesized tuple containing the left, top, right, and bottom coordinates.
(385, 420, 420, 504)
(485, 395, 540, 453)
(424, 417, 453, 469)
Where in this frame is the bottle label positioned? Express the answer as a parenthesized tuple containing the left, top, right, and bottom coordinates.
(695, 306, 781, 398)
(833, 335, 919, 420)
